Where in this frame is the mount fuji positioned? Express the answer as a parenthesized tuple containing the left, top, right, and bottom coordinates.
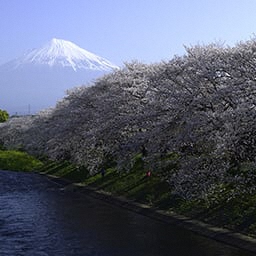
(0, 38, 119, 114)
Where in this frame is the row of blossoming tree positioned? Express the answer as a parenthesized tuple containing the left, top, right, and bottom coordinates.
(1, 39, 256, 201)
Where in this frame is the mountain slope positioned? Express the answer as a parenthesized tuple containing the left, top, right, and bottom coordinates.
(0, 38, 119, 114)
(12, 38, 119, 71)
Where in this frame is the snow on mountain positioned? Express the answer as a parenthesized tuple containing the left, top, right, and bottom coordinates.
(13, 38, 119, 71)
(0, 38, 119, 115)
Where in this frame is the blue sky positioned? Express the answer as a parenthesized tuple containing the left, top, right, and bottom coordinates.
(1, 0, 256, 66)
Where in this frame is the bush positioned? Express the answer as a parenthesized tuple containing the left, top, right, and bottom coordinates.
(0, 150, 43, 171)
(0, 109, 9, 123)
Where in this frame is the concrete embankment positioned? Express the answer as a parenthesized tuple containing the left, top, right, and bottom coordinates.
(44, 174, 256, 254)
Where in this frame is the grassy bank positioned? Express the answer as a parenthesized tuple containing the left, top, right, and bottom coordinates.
(38, 156, 173, 210)
(0, 150, 43, 171)
(38, 157, 256, 239)
(1, 149, 256, 239)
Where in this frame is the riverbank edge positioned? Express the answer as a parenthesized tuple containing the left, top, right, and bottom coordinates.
(42, 173, 256, 254)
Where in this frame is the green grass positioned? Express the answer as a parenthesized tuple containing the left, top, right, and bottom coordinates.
(38, 155, 174, 210)
(38, 160, 89, 182)
(0, 150, 43, 171)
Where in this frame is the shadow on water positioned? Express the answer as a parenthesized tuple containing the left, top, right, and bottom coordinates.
(0, 170, 254, 256)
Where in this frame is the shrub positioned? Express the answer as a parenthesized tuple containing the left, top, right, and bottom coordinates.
(0, 109, 9, 123)
(0, 150, 43, 171)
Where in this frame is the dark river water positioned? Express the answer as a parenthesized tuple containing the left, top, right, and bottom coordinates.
(0, 170, 254, 256)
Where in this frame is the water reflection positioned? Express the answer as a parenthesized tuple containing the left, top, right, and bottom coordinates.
(0, 170, 253, 256)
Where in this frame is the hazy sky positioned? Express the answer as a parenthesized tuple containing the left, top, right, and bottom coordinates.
(1, 0, 256, 66)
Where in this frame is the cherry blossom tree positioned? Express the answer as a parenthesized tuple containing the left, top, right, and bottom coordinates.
(2, 39, 256, 200)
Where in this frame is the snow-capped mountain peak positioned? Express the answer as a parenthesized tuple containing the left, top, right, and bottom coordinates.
(15, 38, 119, 71)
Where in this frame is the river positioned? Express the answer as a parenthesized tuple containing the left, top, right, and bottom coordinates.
(0, 170, 254, 256)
